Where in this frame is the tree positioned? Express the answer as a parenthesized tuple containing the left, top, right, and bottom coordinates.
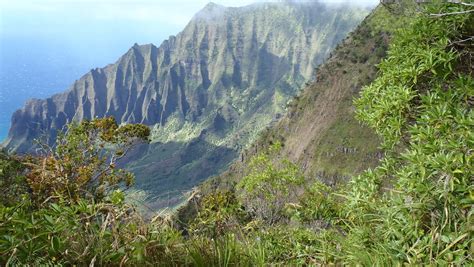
(26, 117, 150, 204)
(237, 142, 304, 224)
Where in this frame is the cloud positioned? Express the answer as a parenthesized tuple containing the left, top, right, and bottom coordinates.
(0, 0, 258, 27)
(0, 0, 379, 27)
(0, 0, 379, 40)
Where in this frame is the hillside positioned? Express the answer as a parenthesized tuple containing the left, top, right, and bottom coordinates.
(198, 5, 399, 194)
(1, 1, 472, 265)
(177, 1, 473, 264)
(2, 2, 368, 208)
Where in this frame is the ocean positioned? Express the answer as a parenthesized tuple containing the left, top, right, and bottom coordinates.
(0, 36, 91, 142)
(0, 31, 179, 143)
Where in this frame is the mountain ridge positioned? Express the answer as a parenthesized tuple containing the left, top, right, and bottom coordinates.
(2, 1, 370, 207)
(191, 5, 395, 199)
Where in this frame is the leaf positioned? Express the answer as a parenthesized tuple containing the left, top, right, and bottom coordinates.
(441, 235, 450, 243)
(50, 203, 61, 213)
(44, 214, 54, 225)
(51, 235, 61, 252)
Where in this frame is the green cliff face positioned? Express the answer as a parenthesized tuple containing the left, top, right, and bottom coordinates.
(201, 5, 402, 193)
(2, 2, 369, 207)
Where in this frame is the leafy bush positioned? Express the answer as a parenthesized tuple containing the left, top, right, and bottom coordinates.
(189, 191, 250, 238)
(237, 142, 304, 224)
(347, 2, 474, 264)
(27, 117, 150, 203)
(292, 182, 340, 223)
(0, 152, 29, 205)
(0, 194, 195, 266)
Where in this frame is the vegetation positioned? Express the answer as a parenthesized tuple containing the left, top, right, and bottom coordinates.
(1, 2, 473, 266)
(348, 2, 474, 263)
(1, 118, 150, 264)
(237, 142, 304, 225)
(3, 2, 369, 213)
(28, 117, 150, 203)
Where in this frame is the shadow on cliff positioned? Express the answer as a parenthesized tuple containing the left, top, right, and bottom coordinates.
(121, 135, 238, 211)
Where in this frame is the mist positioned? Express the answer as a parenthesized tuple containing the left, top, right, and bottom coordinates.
(0, 0, 378, 141)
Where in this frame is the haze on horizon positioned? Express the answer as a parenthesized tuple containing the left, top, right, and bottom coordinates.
(1, 0, 378, 26)
(0, 0, 378, 141)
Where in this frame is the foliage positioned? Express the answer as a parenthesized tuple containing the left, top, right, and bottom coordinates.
(0, 152, 29, 205)
(27, 117, 150, 203)
(237, 142, 305, 224)
(291, 181, 340, 223)
(347, 2, 474, 264)
(1, 2, 473, 266)
(189, 191, 250, 238)
(0, 195, 190, 266)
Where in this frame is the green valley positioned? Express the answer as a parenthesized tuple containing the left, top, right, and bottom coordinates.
(0, 0, 472, 266)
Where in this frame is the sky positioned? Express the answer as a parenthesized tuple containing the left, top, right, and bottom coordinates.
(0, 0, 380, 73)
(0, 0, 378, 141)
(0, 0, 379, 67)
(0, 0, 379, 33)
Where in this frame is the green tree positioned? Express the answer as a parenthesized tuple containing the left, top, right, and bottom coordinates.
(27, 117, 150, 204)
(237, 142, 304, 224)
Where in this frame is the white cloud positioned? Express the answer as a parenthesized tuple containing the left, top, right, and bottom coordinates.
(0, 1, 257, 27)
(0, 0, 378, 27)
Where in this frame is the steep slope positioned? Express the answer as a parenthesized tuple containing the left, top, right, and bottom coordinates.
(196, 5, 402, 196)
(2, 2, 369, 207)
(178, 2, 474, 264)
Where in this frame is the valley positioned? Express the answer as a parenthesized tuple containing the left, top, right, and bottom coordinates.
(2, 1, 369, 208)
(0, 1, 472, 265)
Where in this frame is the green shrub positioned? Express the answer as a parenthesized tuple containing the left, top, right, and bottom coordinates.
(28, 117, 149, 204)
(189, 191, 250, 238)
(292, 182, 341, 223)
(349, 2, 474, 264)
(0, 152, 29, 205)
(237, 142, 305, 224)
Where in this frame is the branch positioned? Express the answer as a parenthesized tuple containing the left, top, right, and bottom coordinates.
(450, 36, 474, 45)
(430, 9, 474, 17)
(41, 195, 61, 205)
(90, 142, 135, 183)
(447, 0, 474, 7)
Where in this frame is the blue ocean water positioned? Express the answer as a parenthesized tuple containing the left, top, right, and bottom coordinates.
(0, 31, 180, 143)
(0, 37, 91, 142)
(0, 0, 189, 144)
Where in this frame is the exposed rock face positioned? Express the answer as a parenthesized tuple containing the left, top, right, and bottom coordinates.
(2, 2, 369, 207)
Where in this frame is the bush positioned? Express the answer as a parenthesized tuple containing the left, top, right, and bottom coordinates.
(27, 117, 150, 204)
(237, 142, 304, 224)
(0, 152, 29, 205)
(349, 3, 474, 264)
(189, 191, 250, 238)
